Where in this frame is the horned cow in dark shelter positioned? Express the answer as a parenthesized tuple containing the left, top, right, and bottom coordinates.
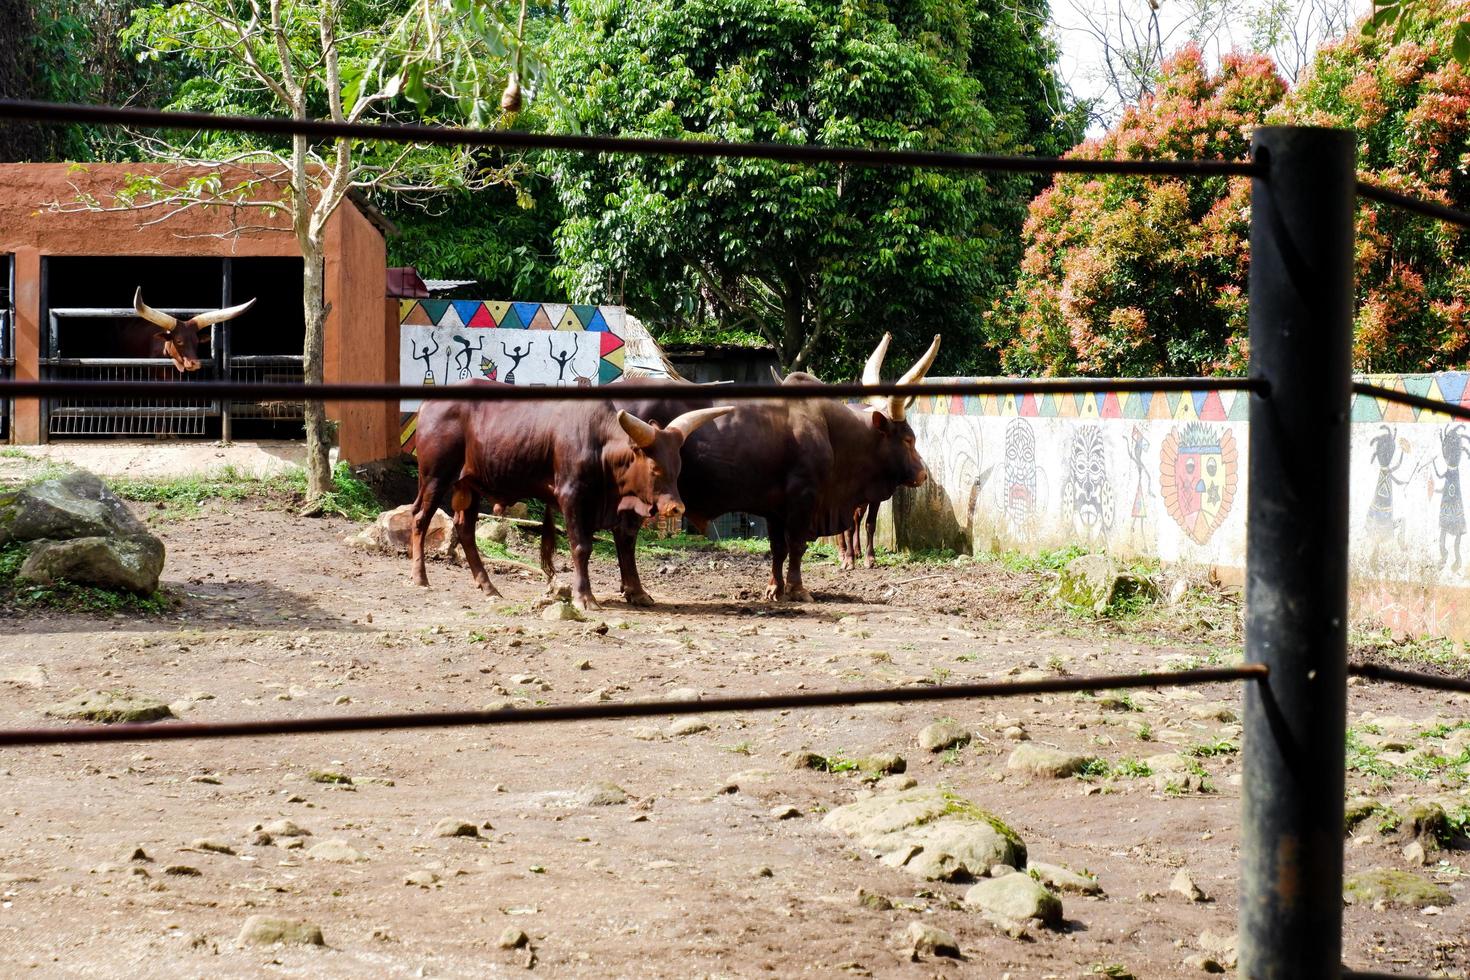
(409, 379, 731, 610)
(610, 335, 940, 604)
(130, 288, 256, 373)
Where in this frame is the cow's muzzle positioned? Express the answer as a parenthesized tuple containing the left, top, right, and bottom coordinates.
(658, 498, 686, 519)
(907, 468, 929, 488)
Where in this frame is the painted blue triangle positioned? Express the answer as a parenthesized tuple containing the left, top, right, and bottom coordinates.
(1138, 392, 1153, 415)
(1438, 372, 1469, 405)
(585, 308, 609, 333)
(513, 302, 542, 329)
(1094, 393, 1106, 414)
(452, 300, 481, 325)
(1404, 375, 1435, 398)
(1193, 391, 1208, 413)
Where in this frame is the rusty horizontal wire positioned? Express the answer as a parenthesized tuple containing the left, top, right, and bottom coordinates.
(1353, 382, 1470, 422)
(1346, 662, 1470, 694)
(0, 665, 1265, 747)
(1357, 180, 1470, 230)
(0, 376, 1267, 404)
(0, 99, 1265, 179)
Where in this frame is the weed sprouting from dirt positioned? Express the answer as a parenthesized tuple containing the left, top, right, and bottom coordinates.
(113, 463, 380, 521)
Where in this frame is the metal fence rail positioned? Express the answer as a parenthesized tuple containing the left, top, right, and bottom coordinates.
(3, 96, 1470, 978)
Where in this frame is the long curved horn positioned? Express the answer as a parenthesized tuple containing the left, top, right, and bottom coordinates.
(617, 410, 659, 448)
(889, 334, 941, 421)
(133, 288, 177, 332)
(666, 405, 735, 439)
(768, 366, 786, 385)
(192, 296, 257, 327)
(862, 332, 892, 408)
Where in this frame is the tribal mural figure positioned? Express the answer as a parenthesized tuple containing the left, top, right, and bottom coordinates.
(1365, 426, 1409, 549)
(410, 337, 439, 386)
(451, 334, 486, 380)
(1061, 425, 1114, 545)
(1159, 422, 1238, 546)
(1128, 424, 1151, 545)
(501, 341, 531, 384)
(1002, 418, 1041, 540)
(549, 335, 579, 384)
(1433, 425, 1470, 571)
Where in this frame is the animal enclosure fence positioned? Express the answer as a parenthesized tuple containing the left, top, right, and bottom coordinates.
(2, 97, 1469, 980)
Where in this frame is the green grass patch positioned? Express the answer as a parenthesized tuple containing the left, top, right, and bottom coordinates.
(113, 462, 380, 522)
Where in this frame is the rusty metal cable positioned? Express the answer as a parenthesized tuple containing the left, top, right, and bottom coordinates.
(0, 98, 1263, 178)
(1353, 381, 1470, 422)
(0, 666, 1266, 747)
(1346, 661, 1470, 694)
(1356, 180, 1470, 230)
(0, 376, 1267, 403)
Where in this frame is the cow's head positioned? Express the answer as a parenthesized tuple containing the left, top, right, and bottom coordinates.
(134, 288, 257, 373)
(613, 406, 735, 519)
(863, 333, 941, 488)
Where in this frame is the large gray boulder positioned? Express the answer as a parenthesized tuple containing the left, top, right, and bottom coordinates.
(1, 472, 165, 595)
(823, 787, 1026, 881)
(1057, 554, 1158, 614)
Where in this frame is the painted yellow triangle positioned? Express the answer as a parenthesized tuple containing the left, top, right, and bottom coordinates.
(486, 301, 512, 324)
(605, 347, 626, 370)
(556, 308, 582, 331)
(1173, 395, 1200, 421)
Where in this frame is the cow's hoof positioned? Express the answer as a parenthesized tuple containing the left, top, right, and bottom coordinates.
(863, 557, 877, 569)
(572, 595, 602, 613)
(623, 589, 656, 607)
(477, 579, 502, 597)
(763, 585, 783, 602)
(412, 574, 429, 587)
(785, 586, 814, 603)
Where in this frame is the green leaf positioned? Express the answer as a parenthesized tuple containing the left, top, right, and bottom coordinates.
(1455, 24, 1470, 65)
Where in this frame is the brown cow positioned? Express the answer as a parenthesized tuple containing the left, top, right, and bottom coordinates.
(131, 288, 256, 372)
(610, 335, 939, 603)
(410, 379, 731, 610)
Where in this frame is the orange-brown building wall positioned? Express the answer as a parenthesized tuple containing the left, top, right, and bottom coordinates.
(0, 163, 396, 462)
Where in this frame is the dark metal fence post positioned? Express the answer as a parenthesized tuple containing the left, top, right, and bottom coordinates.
(1240, 126, 1355, 977)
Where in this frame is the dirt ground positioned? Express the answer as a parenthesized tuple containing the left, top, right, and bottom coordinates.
(0, 498, 1467, 979)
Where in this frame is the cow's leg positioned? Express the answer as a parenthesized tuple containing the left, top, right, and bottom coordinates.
(565, 505, 601, 612)
(539, 506, 559, 591)
(451, 484, 500, 596)
(785, 532, 814, 603)
(614, 518, 655, 606)
(838, 526, 854, 571)
(863, 503, 879, 569)
(409, 476, 447, 587)
(764, 518, 787, 601)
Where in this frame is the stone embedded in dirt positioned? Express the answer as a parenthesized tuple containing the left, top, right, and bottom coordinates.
(1005, 744, 1096, 779)
(404, 870, 440, 888)
(1198, 930, 1238, 969)
(857, 752, 907, 775)
(1343, 868, 1454, 908)
(350, 776, 395, 787)
(20, 535, 166, 595)
(990, 864, 1017, 878)
(788, 751, 827, 771)
(667, 717, 710, 737)
(236, 915, 325, 947)
(575, 781, 629, 806)
(433, 818, 480, 839)
(770, 805, 802, 820)
(191, 839, 235, 855)
(262, 819, 311, 838)
(498, 927, 529, 949)
(856, 888, 892, 910)
(629, 726, 663, 741)
(1002, 726, 1028, 742)
(44, 691, 173, 725)
(904, 921, 961, 959)
(1185, 954, 1225, 973)
(306, 839, 366, 863)
(1028, 861, 1102, 895)
(877, 775, 918, 792)
(1057, 554, 1158, 614)
(164, 864, 202, 876)
(1399, 801, 1449, 848)
(345, 504, 454, 558)
(573, 659, 592, 671)
(542, 602, 585, 622)
(1188, 703, 1237, 723)
(1171, 868, 1209, 902)
(918, 721, 970, 753)
(250, 832, 274, 847)
(964, 874, 1063, 928)
(120, 846, 151, 863)
(1403, 841, 1428, 866)
(823, 787, 1026, 882)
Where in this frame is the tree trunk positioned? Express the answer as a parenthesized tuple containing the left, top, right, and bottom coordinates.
(781, 269, 805, 372)
(301, 247, 333, 509)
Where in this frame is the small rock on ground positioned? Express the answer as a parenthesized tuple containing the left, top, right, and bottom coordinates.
(262, 819, 311, 837)
(1343, 868, 1454, 908)
(541, 602, 585, 622)
(964, 874, 1063, 927)
(1029, 861, 1102, 895)
(904, 921, 962, 959)
(1006, 744, 1096, 778)
(1171, 868, 1209, 902)
(306, 839, 366, 863)
(44, 690, 173, 724)
(918, 720, 970, 752)
(575, 781, 628, 806)
(237, 915, 325, 947)
(433, 818, 480, 838)
(498, 927, 529, 949)
(667, 717, 710, 737)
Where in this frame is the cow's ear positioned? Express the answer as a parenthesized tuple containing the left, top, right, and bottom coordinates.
(869, 409, 887, 430)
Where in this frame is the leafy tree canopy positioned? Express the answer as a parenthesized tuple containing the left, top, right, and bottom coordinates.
(546, 0, 1076, 377)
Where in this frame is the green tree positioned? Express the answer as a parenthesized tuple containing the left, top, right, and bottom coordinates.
(547, 0, 1073, 377)
(1280, 0, 1470, 371)
(67, 0, 535, 504)
(986, 47, 1284, 377)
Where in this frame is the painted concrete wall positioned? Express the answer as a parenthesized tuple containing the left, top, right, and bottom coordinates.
(891, 375, 1470, 639)
(396, 301, 671, 454)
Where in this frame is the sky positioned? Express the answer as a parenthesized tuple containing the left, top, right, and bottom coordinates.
(1047, 0, 1378, 132)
